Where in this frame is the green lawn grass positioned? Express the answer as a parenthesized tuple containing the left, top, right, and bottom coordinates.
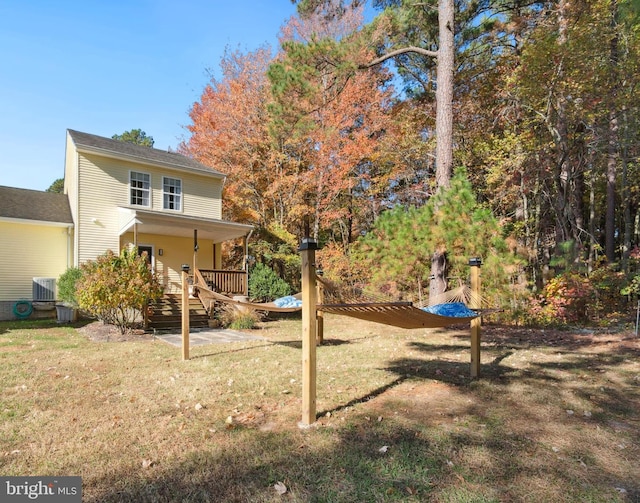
(1, 317, 638, 502)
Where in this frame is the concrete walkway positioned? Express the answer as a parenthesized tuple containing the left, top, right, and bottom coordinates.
(153, 328, 265, 347)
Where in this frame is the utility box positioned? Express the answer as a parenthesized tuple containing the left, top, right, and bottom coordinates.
(33, 277, 57, 301)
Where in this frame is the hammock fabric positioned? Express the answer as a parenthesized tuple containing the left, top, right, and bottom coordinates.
(194, 270, 479, 327)
(318, 302, 478, 329)
(195, 284, 304, 313)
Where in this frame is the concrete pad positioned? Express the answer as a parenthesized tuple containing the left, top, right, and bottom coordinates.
(153, 328, 265, 347)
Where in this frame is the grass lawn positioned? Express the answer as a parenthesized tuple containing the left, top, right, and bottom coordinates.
(1, 315, 639, 502)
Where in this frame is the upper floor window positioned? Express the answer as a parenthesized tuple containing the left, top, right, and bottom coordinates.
(130, 171, 150, 207)
(163, 176, 182, 211)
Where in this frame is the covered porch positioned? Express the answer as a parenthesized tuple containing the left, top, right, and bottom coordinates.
(118, 208, 253, 295)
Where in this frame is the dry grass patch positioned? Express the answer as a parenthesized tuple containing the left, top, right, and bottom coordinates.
(1, 317, 638, 502)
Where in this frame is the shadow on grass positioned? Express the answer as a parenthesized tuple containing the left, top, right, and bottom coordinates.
(190, 343, 275, 360)
(76, 323, 639, 502)
(272, 334, 377, 350)
(0, 318, 86, 334)
(85, 423, 442, 502)
(84, 398, 637, 503)
(318, 376, 407, 418)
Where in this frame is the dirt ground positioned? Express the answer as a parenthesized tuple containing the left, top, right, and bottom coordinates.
(76, 320, 153, 342)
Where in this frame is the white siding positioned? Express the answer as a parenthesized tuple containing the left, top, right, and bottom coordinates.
(0, 221, 71, 301)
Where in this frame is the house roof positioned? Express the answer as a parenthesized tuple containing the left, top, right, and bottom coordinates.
(67, 129, 225, 178)
(0, 185, 73, 224)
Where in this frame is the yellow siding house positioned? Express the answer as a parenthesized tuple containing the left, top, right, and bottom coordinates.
(0, 187, 73, 319)
(0, 129, 253, 320)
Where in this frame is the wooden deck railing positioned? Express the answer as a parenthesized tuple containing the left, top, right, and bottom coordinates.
(197, 269, 247, 296)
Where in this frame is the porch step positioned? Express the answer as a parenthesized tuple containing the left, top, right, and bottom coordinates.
(147, 294, 209, 331)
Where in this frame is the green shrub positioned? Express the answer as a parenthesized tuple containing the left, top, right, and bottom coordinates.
(76, 248, 164, 334)
(57, 267, 82, 306)
(229, 314, 257, 330)
(621, 273, 640, 299)
(248, 262, 291, 302)
(588, 266, 627, 322)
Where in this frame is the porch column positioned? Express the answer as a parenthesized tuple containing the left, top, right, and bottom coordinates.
(243, 234, 249, 295)
(193, 229, 198, 273)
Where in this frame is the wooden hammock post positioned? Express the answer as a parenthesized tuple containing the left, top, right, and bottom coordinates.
(300, 237, 319, 425)
(181, 267, 190, 361)
(469, 257, 482, 377)
(316, 276, 324, 345)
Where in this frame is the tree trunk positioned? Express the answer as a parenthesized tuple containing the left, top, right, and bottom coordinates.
(621, 108, 631, 272)
(605, 0, 619, 263)
(554, 0, 571, 250)
(588, 162, 597, 273)
(435, 0, 454, 190)
(429, 0, 455, 300)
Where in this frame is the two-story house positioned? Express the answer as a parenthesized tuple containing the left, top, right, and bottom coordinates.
(0, 129, 252, 320)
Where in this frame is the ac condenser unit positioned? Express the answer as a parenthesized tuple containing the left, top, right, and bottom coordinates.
(33, 277, 57, 301)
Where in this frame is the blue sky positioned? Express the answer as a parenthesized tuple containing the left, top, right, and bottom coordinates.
(0, 1, 299, 191)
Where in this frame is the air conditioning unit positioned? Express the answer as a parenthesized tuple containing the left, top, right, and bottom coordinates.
(33, 277, 57, 302)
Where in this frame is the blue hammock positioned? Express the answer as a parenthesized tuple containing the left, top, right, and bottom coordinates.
(422, 302, 478, 318)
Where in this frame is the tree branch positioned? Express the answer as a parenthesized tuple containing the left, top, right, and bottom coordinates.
(361, 46, 438, 68)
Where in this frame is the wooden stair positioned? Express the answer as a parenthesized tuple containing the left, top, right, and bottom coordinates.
(147, 294, 209, 331)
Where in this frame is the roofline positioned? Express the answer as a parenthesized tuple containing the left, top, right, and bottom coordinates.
(0, 216, 74, 227)
(124, 208, 254, 231)
(73, 144, 226, 180)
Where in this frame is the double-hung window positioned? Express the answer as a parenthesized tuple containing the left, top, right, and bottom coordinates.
(163, 176, 182, 211)
(130, 171, 150, 207)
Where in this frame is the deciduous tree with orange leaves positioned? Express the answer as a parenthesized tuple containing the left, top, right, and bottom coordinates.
(184, 5, 395, 254)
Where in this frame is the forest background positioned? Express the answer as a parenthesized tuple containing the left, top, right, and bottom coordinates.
(177, 0, 640, 327)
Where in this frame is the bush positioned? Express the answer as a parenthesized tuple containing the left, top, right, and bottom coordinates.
(528, 265, 632, 326)
(622, 274, 640, 298)
(76, 248, 163, 333)
(217, 304, 259, 329)
(229, 313, 257, 330)
(528, 272, 593, 326)
(248, 262, 291, 302)
(57, 267, 82, 306)
(588, 266, 627, 322)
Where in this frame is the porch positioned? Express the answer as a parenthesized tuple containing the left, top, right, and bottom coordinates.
(146, 269, 248, 331)
(197, 269, 248, 296)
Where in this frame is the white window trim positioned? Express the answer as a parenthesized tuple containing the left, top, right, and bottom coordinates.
(130, 170, 151, 208)
(162, 175, 183, 212)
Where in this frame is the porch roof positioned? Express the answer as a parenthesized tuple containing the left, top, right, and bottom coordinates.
(118, 208, 253, 243)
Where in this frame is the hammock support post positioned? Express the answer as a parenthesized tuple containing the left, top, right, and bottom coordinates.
(469, 258, 482, 378)
(181, 268, 190, 361)
(300, 237, 319, 425)
(316, 278, 324, 344)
